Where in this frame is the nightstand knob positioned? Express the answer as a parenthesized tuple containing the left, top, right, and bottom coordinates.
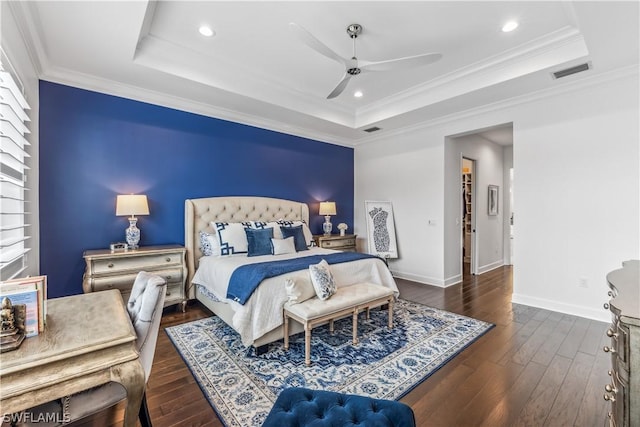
(603, 303, 610, 310)
(606, 329, 618, 339)
(166, 289, 171, 296)
(603, 346, 616, 354)
(605, 384, 617, 394)
(107, 263, 114, 268)
(165, 257, 171, 262)
(603, 393, 616, 402)
(165, 275, 172, 280)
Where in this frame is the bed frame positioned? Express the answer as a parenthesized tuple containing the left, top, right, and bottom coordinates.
(184, 196, 310, 349)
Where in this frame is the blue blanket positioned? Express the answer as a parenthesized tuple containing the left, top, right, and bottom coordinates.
(226, 252, 381, 304)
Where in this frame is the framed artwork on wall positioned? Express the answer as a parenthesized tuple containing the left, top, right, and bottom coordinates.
(364, 200, 398, 259)
(488, 185, 499, 216)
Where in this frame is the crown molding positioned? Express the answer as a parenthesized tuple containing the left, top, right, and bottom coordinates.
(355, 27, 588, 127)
(354, 64, 639, 146)
(5, 1, 47, 77)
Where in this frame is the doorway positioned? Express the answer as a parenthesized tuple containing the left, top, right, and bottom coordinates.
(462, 158, 475, 276)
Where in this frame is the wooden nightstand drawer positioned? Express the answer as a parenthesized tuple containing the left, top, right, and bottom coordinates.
(89, 267, 184, 291)
(320, 238, 356, 249)
(313, 234, 357, 252)
(91, 252, 182, 275)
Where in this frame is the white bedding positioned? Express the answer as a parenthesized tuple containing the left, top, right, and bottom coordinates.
(192, 248, 398, 346)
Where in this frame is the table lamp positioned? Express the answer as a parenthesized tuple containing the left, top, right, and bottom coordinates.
(115, 194, 149, 249)
(319, 201, 336, 236)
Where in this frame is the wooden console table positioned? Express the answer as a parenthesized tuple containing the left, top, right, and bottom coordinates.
(0, 289, 144, 427)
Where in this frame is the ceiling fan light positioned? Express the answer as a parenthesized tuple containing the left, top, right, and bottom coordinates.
(354, 90, 363, 98)
(502, 21, 519, 33)
(199, 25, 215, 37)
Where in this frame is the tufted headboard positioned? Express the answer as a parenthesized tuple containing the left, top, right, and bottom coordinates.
(184, 196, 310, 297)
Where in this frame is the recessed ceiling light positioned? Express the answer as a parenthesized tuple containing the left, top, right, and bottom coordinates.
(199, 25, 215, 37)
(354, 90, 363, 98)
(502, 21, 519, 33)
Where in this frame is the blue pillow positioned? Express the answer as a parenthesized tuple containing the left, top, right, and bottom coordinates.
(281, 225, 308, 252)
(245, 227, 274, 257)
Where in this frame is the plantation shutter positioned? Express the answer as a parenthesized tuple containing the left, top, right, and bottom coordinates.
(0, 64, 31, 280)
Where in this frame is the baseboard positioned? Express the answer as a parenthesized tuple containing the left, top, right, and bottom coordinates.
(390, 270, 446, 287)
(477, 260, 504, 275)
(444, 274, 462, 287)
(511, 293, 610, 322)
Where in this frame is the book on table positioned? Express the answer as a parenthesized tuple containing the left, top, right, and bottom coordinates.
(0, 276, 47, 335)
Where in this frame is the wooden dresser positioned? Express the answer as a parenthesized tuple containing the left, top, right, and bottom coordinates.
(604, 260, 639, 427)
(83, 244, 187, 310)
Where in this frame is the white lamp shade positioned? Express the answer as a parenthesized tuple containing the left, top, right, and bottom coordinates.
(116, 194, 149, 216)
(319, 201, 336, 216)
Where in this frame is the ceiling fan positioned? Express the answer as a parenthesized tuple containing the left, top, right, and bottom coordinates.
(290, 22, 442, 99)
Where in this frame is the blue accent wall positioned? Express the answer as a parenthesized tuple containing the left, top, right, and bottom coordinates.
(39, 81, 354, 298)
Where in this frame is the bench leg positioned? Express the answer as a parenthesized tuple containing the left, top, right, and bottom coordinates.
(283, 312, 289, 350)
(305, 323, 312, 366)
(388, 298, 394, 329)
(366, 306, 371, 320)
(329, 318, 334, 333)
(352, 309, 358, 345)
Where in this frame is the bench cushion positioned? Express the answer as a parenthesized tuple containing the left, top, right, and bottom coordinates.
(263, 387, 416, 427)
(284, 283, 393, 320)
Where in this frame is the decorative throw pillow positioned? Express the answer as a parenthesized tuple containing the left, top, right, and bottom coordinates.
(211, 222, 251, 256)
(245, 227, 274, 257)
(272, 237, 296, 255)
(284, 277, 316, 304)
(277, 220, 313, 247)
(199, 231, 220, 257)
(281, 225, 308, 252)
(308, 259, 337, 300)
(251, 221, 283, 238)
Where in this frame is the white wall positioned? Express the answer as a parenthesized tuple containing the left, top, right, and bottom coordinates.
(1, 2, 41, 277)
(355, 69, 639, 321)
(503, 145, 514, 265)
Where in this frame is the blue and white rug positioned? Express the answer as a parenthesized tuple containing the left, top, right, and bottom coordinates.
(165, 299, 493, 427)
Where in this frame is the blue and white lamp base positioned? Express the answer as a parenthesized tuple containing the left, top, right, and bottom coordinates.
(323, 215, 333, 236)
(125, 217, 141, 249)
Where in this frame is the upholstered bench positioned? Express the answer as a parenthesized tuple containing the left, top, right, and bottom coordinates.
(262, 387, 416, 427)
(283, 282, 394, 366)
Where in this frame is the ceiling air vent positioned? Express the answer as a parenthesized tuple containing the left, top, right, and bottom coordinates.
(552, 62, 591, 79)
(363, 126, 381, 133)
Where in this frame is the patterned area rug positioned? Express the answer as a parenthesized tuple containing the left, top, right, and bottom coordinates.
(166, 299, 494, 427)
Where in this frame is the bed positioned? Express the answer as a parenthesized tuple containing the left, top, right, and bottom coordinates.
(185, 196, 398, 350)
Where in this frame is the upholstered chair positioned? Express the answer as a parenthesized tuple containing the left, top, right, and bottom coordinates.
(11, 271, 167, 427)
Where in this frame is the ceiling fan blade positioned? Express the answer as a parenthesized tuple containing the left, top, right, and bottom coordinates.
(289, 22, 347, 67)
(361, 53, 442, 72)
(327, 73, 351, 99)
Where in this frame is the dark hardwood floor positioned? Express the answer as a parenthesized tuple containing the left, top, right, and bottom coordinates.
(76, 265, 611, 426)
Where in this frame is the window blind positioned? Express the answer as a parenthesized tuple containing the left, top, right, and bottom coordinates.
(0, 61, 31, 281)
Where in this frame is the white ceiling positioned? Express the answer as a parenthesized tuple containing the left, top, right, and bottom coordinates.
(10, 1, 639, 146)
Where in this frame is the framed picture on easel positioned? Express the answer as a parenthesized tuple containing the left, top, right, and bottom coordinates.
(364, 201, 398, 259)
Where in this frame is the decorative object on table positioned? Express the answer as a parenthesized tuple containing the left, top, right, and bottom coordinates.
(337, 222, 348, 237)
(364, 200, 398, 259)
(0, 297, 26, 352)
(115, 194, 149, 249)
(109, 242, 129, 252)
(166, 299, 494, 427)
(488, 185, 499, 216)
(0, 275, 47, 334)
(319, 201, 336, 236)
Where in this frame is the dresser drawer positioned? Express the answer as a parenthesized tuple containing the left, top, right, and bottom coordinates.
(91, 252, 182, 275)
(320, 238, 356, 249)
(89, 268, 184, 292)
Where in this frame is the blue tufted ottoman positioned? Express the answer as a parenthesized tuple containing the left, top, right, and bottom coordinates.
(262, 387, 416, 427)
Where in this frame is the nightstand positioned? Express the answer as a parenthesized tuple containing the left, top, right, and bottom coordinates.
(83, 244, 187, 311)
(313, 234, 357, 252)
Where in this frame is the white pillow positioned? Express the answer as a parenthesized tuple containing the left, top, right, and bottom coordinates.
(272, 237, 296, 255)
(284, 277, 316, 304)
(308, 259, 336, 300)
(252, 221, 283, 239)
(211, 222, 250, 256)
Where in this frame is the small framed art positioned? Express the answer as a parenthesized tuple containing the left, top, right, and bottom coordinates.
(488, 185, 499, 216)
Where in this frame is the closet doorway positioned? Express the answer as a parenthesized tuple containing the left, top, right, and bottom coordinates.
(462, 158, 476, 276)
